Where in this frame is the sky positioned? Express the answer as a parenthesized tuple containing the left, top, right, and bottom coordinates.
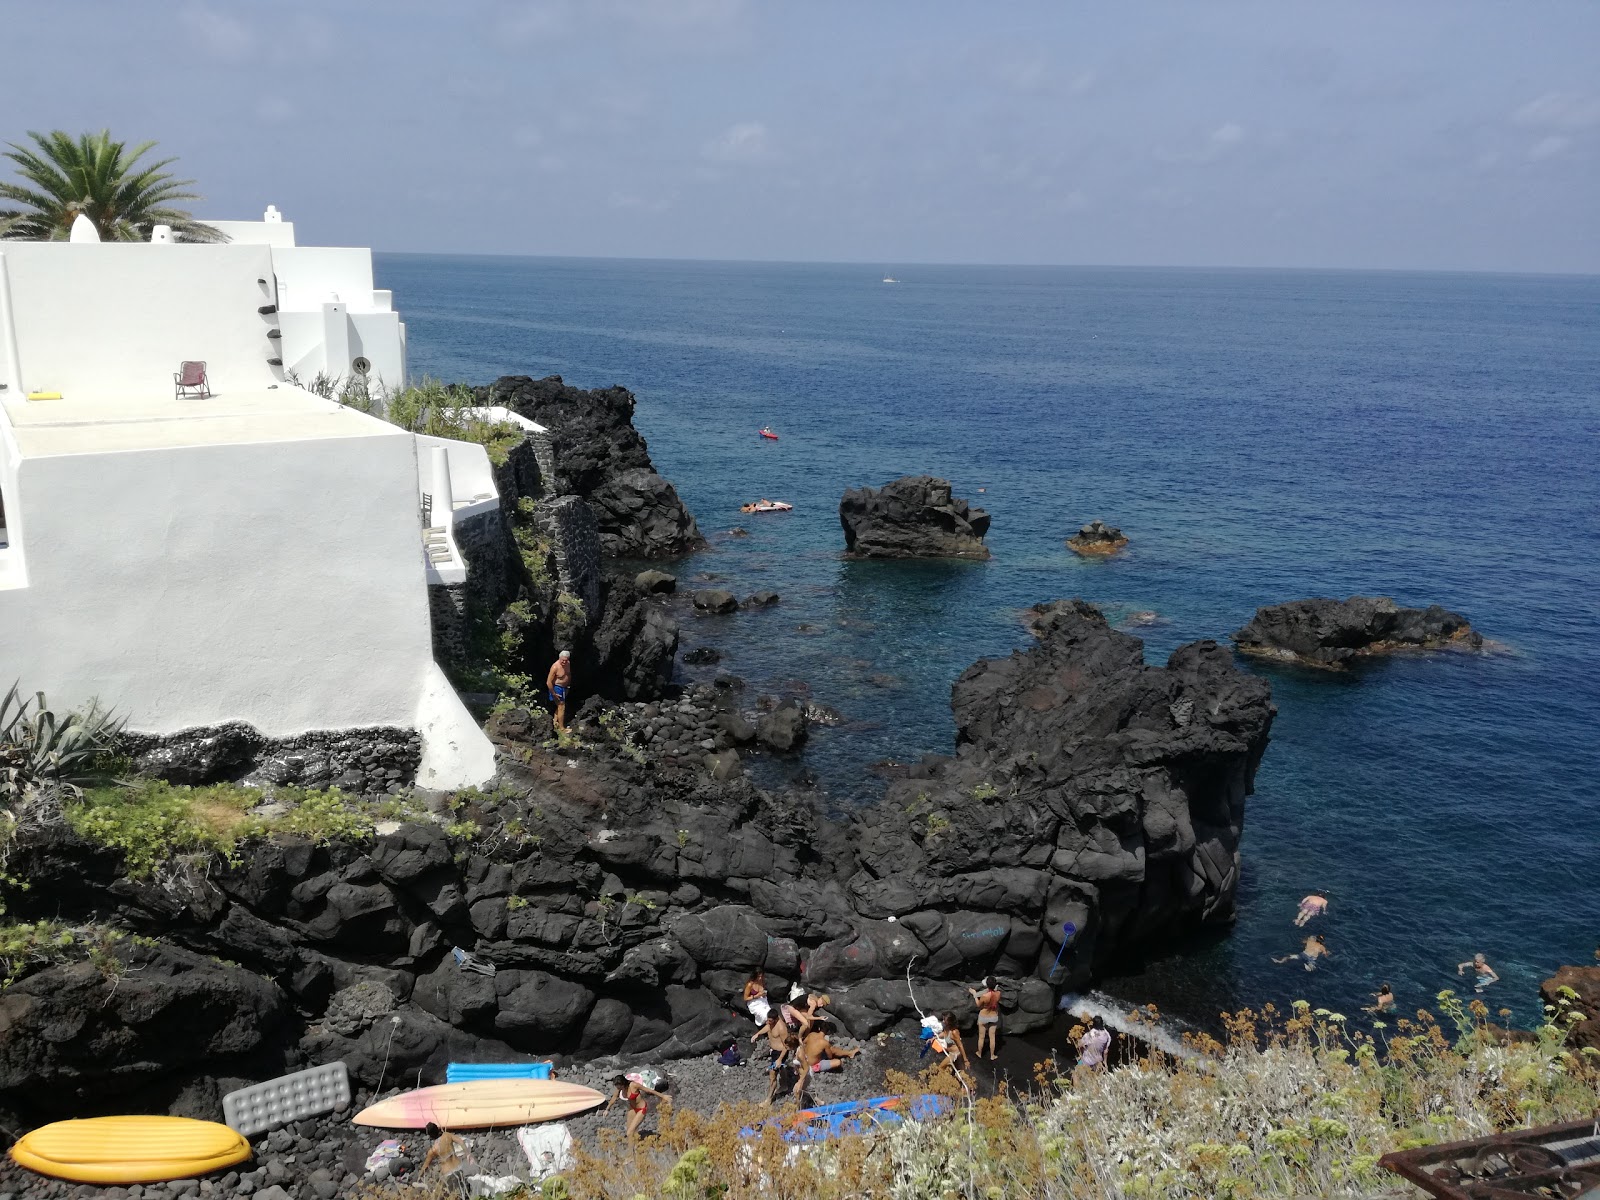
(3, 1, 1598, 272)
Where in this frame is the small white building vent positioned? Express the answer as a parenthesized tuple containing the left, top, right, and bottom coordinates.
(68, 214, 100, 243)
(263, 205, 283, 223)
(149, 225, 174, 244)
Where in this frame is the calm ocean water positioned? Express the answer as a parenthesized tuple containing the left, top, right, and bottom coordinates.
(378, 254, 1600, 1031)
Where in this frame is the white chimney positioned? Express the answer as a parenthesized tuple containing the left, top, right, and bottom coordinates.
(264, 205, 283, 223)
(150, 225, 174, 244)
(68, 214, 100, 243)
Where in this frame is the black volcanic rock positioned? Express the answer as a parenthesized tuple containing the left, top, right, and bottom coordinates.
(483, 374, 704, 558)
(852, 599, 1275, 985)
(0, 602, 1274, 1117)
(692, 589, 738, 614)
(839, 475, 991, 560)
(591, 576, 680, 700)
(1066, 519, 1129, 556)
(1232, 595, 1483, 669)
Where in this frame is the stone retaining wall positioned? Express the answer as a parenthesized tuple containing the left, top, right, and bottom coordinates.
(122, 723, 422, 794)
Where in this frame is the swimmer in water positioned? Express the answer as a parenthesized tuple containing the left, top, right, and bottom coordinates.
(1274, 934, 1330, 971)
(1457, 953, 1499, 992)
(1295, 892, 1328, 927)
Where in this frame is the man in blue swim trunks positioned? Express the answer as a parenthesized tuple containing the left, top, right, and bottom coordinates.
(546, 649, 572, 731)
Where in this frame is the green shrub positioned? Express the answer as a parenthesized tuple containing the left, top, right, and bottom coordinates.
(64, 781, 434, 879)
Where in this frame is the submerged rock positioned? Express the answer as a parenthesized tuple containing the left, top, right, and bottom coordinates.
(692, 589, 738, 615)
(1067, 519, 1129, 556)
(838, 475, 991, 560)
(1232, 595, 1483, 669)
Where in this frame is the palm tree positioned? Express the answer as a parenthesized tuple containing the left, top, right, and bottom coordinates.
(0, 129, 224, 242)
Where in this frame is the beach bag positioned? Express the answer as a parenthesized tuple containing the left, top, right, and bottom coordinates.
(516, 1123, 573, 1181)
(626, 1068, 665, 1090)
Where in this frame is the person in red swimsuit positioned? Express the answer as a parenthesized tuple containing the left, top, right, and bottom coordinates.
(607, 1073, 668, 1140)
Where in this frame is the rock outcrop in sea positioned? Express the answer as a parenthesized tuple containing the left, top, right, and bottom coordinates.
(1067, 519, 1129, 556)
(1232, 595, 1483, 669)
(481, 374, 705, 559)
(0, 600, 1272, 1126)
(1542, 963, 1600, 1054)
(839, 475, 992, 559)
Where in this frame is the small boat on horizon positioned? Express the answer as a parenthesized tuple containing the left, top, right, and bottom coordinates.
(740, 499, 793, 514)
(759, 427, 779, 440)
(882, 275, 899, 283)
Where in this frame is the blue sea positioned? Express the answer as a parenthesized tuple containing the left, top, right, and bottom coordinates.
(378, 254, 1600, 1032)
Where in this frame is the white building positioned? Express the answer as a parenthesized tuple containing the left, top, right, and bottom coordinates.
(206, 205, 407, 395)
(0, 213, 495, 789)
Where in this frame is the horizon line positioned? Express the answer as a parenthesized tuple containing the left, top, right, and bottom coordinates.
(367, 249, 1600, 280)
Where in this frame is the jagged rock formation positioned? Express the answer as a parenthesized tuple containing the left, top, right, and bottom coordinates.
(589, 575, 681, 701)
(1067, 519, 1129, 556)
(852, 600, 1274, 984)
(1232, 595, 1483, 669)
(839, 476, 991, 560)
(481, 375, 704, 559)
(0, 601, 1272, 1123)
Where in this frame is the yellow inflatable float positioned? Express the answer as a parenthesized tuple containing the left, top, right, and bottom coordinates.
(9, 1115, 251, 1184)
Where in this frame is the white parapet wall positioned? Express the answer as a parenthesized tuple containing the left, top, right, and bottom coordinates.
(0, 239, 492, 789)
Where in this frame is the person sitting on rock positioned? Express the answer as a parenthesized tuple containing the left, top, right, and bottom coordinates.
(1295, 892, 1328, 927)
(607, 1073, 669, 1140)
(546, 649, 572, 732)
(1458, 953, 1500, 992)
(743, 968, 771, 1024)
(780, 990, 827, 1035)
(420, 1121, 474, 1199)
(930, 1012, 971, 1078)
(793, 1021, 860, 1096)
(968, 977, 1002, 1061)
(1274, 934, 1330, 971)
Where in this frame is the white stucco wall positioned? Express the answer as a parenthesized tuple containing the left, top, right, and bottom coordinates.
(208, 218, 297, 248)
(0, 243, 282, 397)
(0, 428, 436, 736)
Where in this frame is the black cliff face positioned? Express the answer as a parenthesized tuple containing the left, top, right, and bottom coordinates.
(0, 601, 1272, 1124)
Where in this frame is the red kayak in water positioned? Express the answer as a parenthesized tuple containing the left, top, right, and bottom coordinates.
(759, 427, 779, 440)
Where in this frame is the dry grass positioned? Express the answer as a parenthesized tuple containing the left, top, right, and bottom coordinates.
(534, 994, 1600, 1200)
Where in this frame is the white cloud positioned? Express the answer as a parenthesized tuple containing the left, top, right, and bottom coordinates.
(702, 121, 772, 163)
(1514, 91, 1600, 131)
(254, 97, 296, 124)
(1528, 135, 1572, 162)
(1154, 123, 1247, 164)
(182, 4, 255, 59)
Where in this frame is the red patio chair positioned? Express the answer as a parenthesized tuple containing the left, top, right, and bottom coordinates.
(174, 361, 210, 399)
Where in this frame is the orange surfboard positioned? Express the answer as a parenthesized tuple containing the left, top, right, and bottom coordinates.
(353, 1079, 605, 1130)
(10, 1115, 250, 1184)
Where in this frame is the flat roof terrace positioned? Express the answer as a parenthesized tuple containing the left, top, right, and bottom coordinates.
(1, 386, 402, 458)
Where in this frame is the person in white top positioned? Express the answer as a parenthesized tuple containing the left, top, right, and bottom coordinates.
(1076, 1015, 1112, 1076)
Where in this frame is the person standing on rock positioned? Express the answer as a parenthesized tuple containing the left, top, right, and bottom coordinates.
(968, 977, 1002, 1061)
(1076, 1014, 1112, 1077)
(546, 649, 572, 732)
(420, 1121, 474, 1199)
(608, 1073, 669, 1140)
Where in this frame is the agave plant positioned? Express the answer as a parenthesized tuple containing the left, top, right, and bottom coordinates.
(0, 684, 123, 805)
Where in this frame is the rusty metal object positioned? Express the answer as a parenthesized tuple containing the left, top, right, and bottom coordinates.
(1379, 1116, 1600, 1198)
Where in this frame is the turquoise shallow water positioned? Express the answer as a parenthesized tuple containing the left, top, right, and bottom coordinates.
(377, 254, 1600, 1029)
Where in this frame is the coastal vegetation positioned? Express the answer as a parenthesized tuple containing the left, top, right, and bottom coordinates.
(0, 129, 223, 242)
(548, 999, 1600, 1200)
(310, 373, 528, 466)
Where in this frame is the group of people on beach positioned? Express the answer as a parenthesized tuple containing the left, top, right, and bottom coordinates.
(1274, 891, 1501, 1007)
